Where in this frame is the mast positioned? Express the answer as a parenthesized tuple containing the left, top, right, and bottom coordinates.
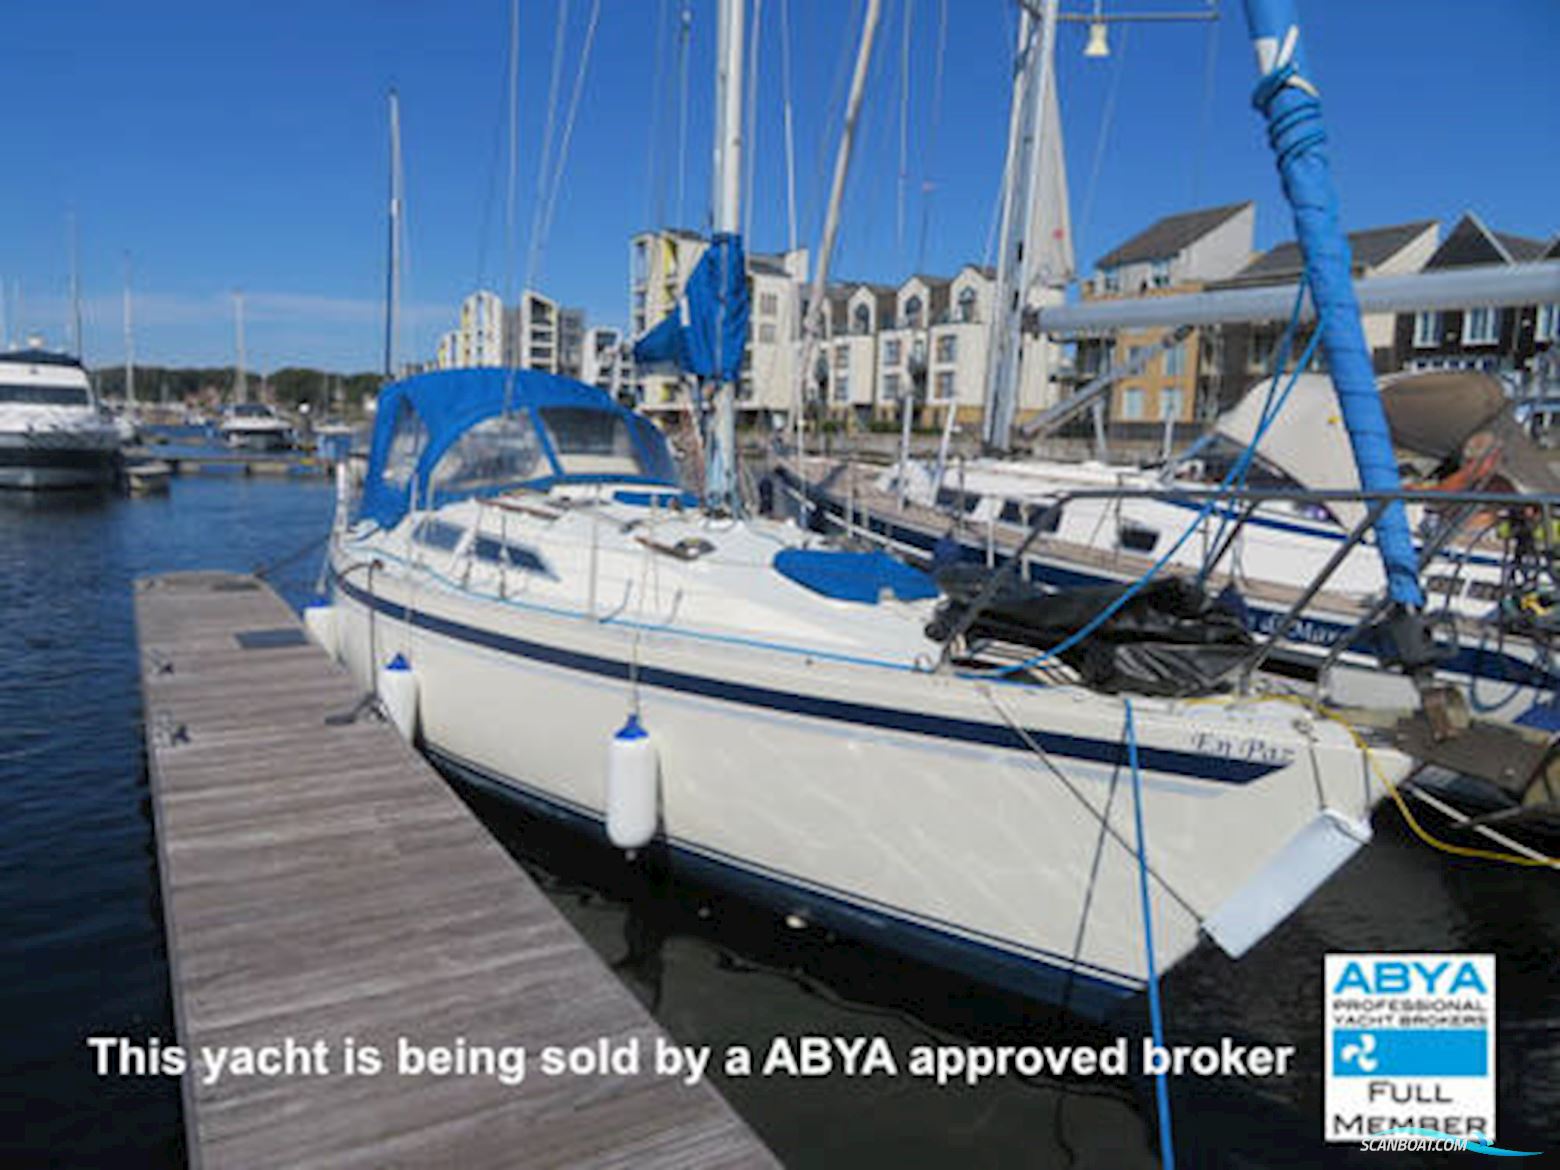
(122, 253, 136, 415)
(981, 0, 1067, 454)
(69, 213, 84, 360)
(704, 0, 746, 511)
(233, 292, 247, 405)
(1240, 0, 1424, 625)
(795, 0, 883, 458)
(384, 89, 403, 381)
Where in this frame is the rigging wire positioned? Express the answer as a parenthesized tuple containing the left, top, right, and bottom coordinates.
(742, 0, 764, 242)
(778, 0, 799, 252)
(527, 0, 572, 289)
(1077, 23, 1129, 252)
(1189, 3, 1220, 208)
(676, 0, 693, 227)
(535, 0, 603, 268)
(895, 0, 913, 256)
(912, 0, 947, 273)
(474, 30, 513, 290)
(644, 0, 673, 231)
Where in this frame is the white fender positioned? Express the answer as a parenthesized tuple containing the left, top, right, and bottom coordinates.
(379, 654, 419, 742)
(303, 602, 338, 660)
(606, 713, 659, 849)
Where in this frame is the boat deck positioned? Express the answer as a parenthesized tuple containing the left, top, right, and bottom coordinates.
(135, 570, 774, 1169)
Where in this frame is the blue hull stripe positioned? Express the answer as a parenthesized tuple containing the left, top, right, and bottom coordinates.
(335, 575, 1283, 785)
(428, 743, 1142, 1019)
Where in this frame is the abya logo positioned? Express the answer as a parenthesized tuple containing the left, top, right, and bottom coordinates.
(1322, 954, 1525, 1150)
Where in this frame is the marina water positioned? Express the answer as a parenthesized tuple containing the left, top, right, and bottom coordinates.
(2, 467, 1555, 1167)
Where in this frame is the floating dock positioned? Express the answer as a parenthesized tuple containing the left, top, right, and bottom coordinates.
(135, 571, 774, 1169)
(124, 449, 331, 477)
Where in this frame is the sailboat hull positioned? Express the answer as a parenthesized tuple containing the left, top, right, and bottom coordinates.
(329, 560, 1393, 1019)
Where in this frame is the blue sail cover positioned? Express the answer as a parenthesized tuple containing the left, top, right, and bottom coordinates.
(631, 232, 750, 383)
(358, 368, 679, 530)
(1243, 0, 1424, 609)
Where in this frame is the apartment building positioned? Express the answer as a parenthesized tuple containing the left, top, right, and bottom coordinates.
(1077, 202, 1254, 432)
(628, 227, 808, 422)
(1204, 219, 1439, 412)
(454, 290, 504, 367)
(582, 326, 633, 398)
(1394, 213, 1558, 378)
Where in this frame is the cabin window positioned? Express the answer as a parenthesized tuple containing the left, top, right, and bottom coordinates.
(472, 536, 554, 577)
(1119, 524, 1159, 554)
(430, 412, 545, 498)
(961, 494, 982, 515)
(1413, 311, 1440, 348)
(1425, 574, 1465, 596)
(1466, 579, 1502, 602)
(537, 407, 643, 477)
(1535, 304, 1558, 343)
(1464, 307, 1500, 346)
(382, 398, 428, 489)
(999, 499, 1023, 525)
(413, 519, 465, 552)
(0, 382, 90, 406)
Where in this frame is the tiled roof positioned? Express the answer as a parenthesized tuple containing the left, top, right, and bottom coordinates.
(1216, 220, 1438, 286)
(1096, 202, 1252, 269)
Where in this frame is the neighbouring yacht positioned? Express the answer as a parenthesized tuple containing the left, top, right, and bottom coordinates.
(0, 346, 122, 489)
(218, 402, 294, 451)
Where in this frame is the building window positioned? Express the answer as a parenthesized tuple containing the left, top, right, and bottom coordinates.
(1150, 259, 1171, 289)
(759, 292, 778, 316)
(957, 286, 977, 323)
(935, 371, 955, 400)
(1413, 310, 1440, 348)
(936, 335, 957, 364)
(834, 345, 849, 370)
(904, 294, 923, 329)
(1160, 388, 1182, 420)
(758, 323, 776, 344)
(1464, 307, 1500, 346)
(1535, 303, 1558, 343)
(1102, 268, 1120, 294)
(834, 372, 850, 401)
(883, 372, 901, 401)
(853, 304, 871, 334)
(883, 338, 901, 366)
(1164, 341, 1186, 377)
(1120, 387, 1145, 420)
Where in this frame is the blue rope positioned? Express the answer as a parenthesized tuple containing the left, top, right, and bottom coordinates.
(983, 301, 1328, 679)
(1125, 699, 1176, 1170)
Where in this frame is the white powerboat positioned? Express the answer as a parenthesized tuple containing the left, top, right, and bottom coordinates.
(313, 367, 1415, 1018)
(218, 402, 294, 451)
(0, 348, 122, 489)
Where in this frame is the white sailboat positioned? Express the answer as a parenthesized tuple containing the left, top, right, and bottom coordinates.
(218, 292, 293, 450)
(306, 1, 1448, 1017)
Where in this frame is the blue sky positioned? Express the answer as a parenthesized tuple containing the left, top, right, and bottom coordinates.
(1, 0, 1554, 373)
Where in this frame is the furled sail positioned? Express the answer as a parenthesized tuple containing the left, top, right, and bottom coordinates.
(1242, 0, 1423, 610)
(631, 232, 750, 383)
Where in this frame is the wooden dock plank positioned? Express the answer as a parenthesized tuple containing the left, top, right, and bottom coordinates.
(136, 571, 775, 1170)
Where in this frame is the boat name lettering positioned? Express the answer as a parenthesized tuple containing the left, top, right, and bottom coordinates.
(1189, 732, 1296, 767)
